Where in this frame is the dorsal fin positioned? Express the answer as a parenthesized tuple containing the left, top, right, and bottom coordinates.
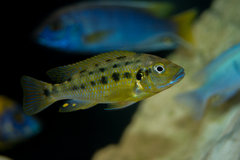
(46, 51, 137, 83)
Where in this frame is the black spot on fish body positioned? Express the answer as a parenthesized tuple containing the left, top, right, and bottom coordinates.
(106, 59, 112, 62)
(89, 71, 94, 75)
(112, 72, 120, 82)
(136, 60, 141, 63)
(113, 64, 118, 68)
(90, 81, 96, 86)
(95, 64, 99, 67)
(116, 56, 126, 60)
(136, 69, 144, 81)
(79, 70, 87, 74)
(123, 72, 131, 79)
(80, 84, 85, 89)
(100, 76, 108, 84)
(44, 89, 50, 97)
(99, 68, 105, 73)
(125, 61, 133, 66)
(72, 85, 80, 90)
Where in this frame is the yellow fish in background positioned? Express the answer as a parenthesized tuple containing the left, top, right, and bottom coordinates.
(21, 51, 185, 115)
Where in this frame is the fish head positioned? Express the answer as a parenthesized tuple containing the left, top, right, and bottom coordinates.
(138, 54, 184, 93)
(35, 17, 83, 52)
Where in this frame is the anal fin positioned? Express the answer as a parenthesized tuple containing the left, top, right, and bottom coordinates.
(59, 100, 97, 112)
(104, 101, 136, 110)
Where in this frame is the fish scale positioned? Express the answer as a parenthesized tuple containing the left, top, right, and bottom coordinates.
(50, 53, 137, 102)
(67, 59, 136, 101)
(21, 51, 184, 115)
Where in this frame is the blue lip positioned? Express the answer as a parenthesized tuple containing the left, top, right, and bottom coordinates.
(157, 69, 185, 89)
(156, 68, 185, 89)
(173, 68, 185, 81)
(175, 72, 185, 82)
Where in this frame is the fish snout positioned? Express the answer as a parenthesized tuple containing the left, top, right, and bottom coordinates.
(173, 68, 185, 82)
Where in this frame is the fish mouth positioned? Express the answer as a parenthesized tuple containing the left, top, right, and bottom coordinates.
(156, 68, 185, 90)
(172, 68, 185, 83)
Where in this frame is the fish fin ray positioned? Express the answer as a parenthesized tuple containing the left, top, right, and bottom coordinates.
(104, 101, 136, 110)
(59, 100, 97, 112)
(47, 51, 137, 83)
(46, 64, 81, 83)
(175, 90, 207, 120)
(210, 90, 238, 107)
(21, 76, 56, 115)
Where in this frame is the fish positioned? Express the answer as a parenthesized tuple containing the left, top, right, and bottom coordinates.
(0, 96, 41, 150)
(176, 43, 240, 118)
(0, 155, 13, 160)
(34, 1, 196, 54)
(21, 51, 185, 115)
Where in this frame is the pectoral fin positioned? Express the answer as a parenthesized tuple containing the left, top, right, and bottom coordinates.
(59, 100, 97, 112)
(104, 101, 136, 110)
(210, 89, 238, 107)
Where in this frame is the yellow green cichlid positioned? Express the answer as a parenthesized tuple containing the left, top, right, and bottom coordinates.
(21, 51, 185, 115)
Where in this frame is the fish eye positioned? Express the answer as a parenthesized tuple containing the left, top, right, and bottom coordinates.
(14, 113, 24, 123)
(154, 65, 165, 74)
(50, 19, 62, 31)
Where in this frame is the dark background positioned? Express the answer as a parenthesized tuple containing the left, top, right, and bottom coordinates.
(1, 0, 212, 159)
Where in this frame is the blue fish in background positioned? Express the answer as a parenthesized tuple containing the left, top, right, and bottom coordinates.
(34, 1, 196, 54)
(176, 43, 240, 118)
(0, 96, 41, 150)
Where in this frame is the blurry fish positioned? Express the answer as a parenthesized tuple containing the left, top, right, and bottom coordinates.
(34, 1, 196, 54)
(176, 43, 240, 118)
(0, 96, 41, 149)
(0, 155, 13, 160)
(21, 51, 185, 115)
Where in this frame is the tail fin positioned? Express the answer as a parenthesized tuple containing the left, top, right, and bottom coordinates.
(175, 89, 207, 120)
(171, 9, 197, 43)
(21, 76, 56, 115)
